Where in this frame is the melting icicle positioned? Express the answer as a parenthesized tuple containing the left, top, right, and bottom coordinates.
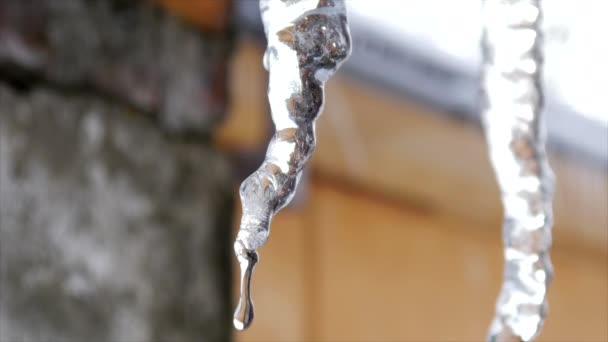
(233, 0, 351, 330)
(481, 0, 555, 341)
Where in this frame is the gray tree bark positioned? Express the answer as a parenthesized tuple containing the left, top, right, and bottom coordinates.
(0, 0, 234, 341)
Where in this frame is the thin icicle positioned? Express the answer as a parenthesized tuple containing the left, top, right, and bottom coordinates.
(233, 0, 351, 331)
(481, 0, 555, 341)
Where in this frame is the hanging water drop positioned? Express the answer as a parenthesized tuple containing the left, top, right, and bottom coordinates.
(233, 241, 258, 331)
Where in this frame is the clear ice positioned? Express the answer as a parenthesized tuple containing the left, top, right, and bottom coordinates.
(233, 0, 351, 331)
(481, 0, 555, 341)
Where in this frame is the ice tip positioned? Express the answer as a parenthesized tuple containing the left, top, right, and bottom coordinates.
(233, 318, 245, 331)
(233, 305, 254, 331)
(233, 239, 258, 331)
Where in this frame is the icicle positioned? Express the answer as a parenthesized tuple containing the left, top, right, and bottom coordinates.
(233, 0, 351, 331)
(481, 0, 555, 341)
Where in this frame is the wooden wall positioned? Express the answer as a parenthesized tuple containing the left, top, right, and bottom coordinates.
(219, 40, 607, 341)
(230, 180, 607, 341)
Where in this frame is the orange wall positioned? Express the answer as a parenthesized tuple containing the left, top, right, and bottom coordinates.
(231, 179, 607, 341)
(220, 40, 608, 342)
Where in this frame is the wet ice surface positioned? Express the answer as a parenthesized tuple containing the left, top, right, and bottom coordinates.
(233, 0, 351, 331)
(481, 1, 555, 341)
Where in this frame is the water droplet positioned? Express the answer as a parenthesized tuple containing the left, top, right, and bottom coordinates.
(233, 242, 258, 331)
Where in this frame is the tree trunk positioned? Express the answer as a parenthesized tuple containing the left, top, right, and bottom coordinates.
(0, 0, 234, 341)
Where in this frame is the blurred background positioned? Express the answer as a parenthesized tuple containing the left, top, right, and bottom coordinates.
(0, 0, 606, 341)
